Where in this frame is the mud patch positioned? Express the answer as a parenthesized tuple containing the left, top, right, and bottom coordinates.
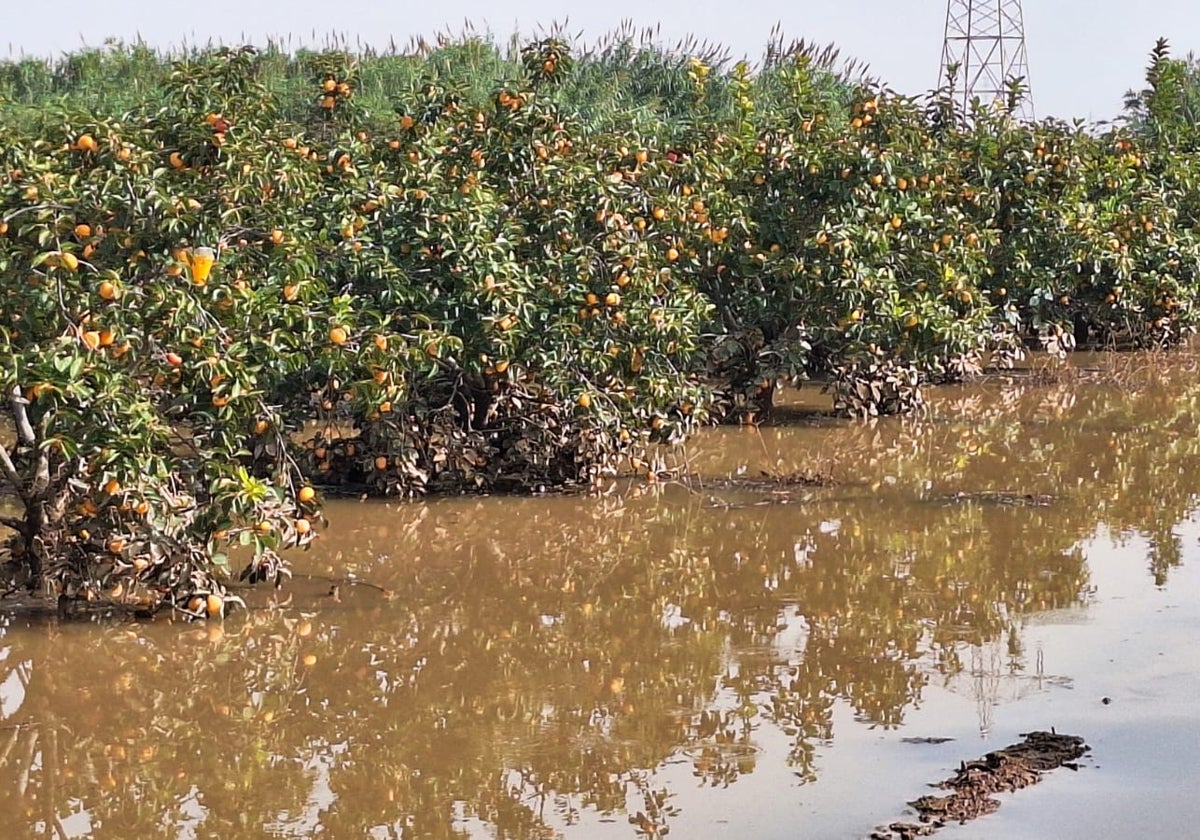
(870, 731, 1089, 839)
(933, 491, 1057, 508)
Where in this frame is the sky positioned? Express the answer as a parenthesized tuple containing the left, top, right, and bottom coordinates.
(4, 1, 1198, 122)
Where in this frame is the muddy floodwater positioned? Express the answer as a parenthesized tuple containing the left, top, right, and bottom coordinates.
(3, 354, 1200, 839)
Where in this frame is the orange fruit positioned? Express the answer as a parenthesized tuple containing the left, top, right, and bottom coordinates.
(169, 152, 185, 170)
(577, 393, 592, 409)
(322, 78, 337, 92)
(270, 229, 285, 245)
(81, 330, 102, 351)
(295, 518, 312, 535)
(329, 326, 348, 345)
(205, 594, 223, 617)
(374, 455, 389, 471)
(74, 223, 93, 239)
(98, 280, 118, 301)
(165, 352, 183, 367)
(76, 134, 99, 153)
(605, 292, 621, 307)
(298, 486, 316, 504)
(103, 478, 121, 495)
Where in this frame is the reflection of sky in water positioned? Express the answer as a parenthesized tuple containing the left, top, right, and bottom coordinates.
(0, 650, 27, 721)
(263, 743, 345, 838)
(521, 516, 1200, 839)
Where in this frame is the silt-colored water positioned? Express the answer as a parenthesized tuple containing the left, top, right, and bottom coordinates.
(2, 354, 1199, 838)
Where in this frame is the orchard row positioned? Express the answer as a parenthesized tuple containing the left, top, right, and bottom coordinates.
(1, 38, 1196, 612)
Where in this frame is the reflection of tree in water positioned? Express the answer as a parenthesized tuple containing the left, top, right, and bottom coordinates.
(2, 364, 1200, 836)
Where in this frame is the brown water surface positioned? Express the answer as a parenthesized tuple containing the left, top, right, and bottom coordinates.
(2, 354, 1200, 838)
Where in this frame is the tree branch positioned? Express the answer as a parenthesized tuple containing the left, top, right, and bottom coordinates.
(30, 412, 52, 499)
(8, 386, 50, 498)
(0, 440, 26, 505)
(8, 385, 35, 446)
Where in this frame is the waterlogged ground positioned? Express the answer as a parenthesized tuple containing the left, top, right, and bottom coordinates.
(3, 353, 1200, 838)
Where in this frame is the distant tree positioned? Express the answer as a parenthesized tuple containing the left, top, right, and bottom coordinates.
(1124, 38, 1200, 149)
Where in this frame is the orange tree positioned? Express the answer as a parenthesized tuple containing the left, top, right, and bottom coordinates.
(5, 35, 1200, 615)
(0, 48, 325, 607)
(705, 60, 1017, 418)
(953, 101, 1200, 352)
(274, 40, 719, 495)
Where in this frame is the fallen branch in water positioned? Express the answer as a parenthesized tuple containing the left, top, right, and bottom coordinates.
(870, 730, 1089, 839)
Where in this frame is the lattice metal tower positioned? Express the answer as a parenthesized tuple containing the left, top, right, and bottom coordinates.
(940, 1, 1034, 118)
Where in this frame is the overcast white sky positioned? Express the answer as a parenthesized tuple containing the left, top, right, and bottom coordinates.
(4, 1, 1198, 121)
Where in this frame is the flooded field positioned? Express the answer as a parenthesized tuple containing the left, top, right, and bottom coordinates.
(3, 354, 1200, 838)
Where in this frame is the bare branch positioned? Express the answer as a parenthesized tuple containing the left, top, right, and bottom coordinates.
(0, 440, 26, 505)
(32, 413, 53, 499)
(0, 515, 25, 533)
(8, 386, 35, 446)
(9, 386, 50, 498)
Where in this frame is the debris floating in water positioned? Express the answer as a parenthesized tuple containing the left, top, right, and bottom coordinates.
(870, 730, 1089, 839)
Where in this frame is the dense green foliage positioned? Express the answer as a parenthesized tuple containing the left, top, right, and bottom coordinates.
(1124, 38, 1200, 151)
(2, 33, 1199, 613)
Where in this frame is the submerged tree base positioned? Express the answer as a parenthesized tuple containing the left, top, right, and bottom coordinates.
(871, 731, 1089, 839)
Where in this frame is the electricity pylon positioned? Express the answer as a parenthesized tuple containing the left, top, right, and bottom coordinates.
(940, 0, 1034, 118)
